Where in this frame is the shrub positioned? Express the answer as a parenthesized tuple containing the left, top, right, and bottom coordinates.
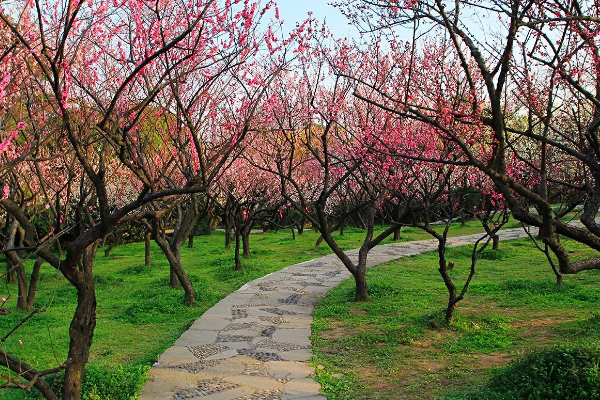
(46, 363, 150, 400)
(469, 345, 600, 399)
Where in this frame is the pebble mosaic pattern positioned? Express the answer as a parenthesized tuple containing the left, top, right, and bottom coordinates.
(222, 322, 261, 331)
(279, 294, 303, 304)
(242, 361, 269, 376)
(237, 349, 284, 362)
(169, 360, 220, 373)
(258, 316, 287, 324)
(217, 334, 256, 342)
(254, 339, 311, 351)
(231, 309, 249, 319)
(232, 389, 282, 400)
(174, 378, 241, 399)
(233, 303, 270, 308)
(260, 326, 276, 337)
(188, 344, 230, 360)
(259, 307, 297, 315)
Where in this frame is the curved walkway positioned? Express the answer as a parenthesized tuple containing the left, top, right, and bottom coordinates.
(138, 227, 529, 400)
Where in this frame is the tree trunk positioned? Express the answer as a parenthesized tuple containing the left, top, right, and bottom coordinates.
(25, 258, 43, 310)
(170, 264, 180, 286)
(234, 229, 242, 271)
(154, 233, 195, 304)
(315, 235, 324, 247)
(354, 250, 368, 301)
(225, 223, 232, 249)
(291, 227, 296, 240)
(393, 226, 401, 241)
(354, 266, 368, 301)
(492, 233, 499, 250)
(339, 216, 346, 236)
(298, 216, 306, 235)
(439, 261, 458, 323)
(5, 219, 18, 283)
(63, 243, 99, 400)
(63, 280, 97, 400)
(145, 231, 151, 267)
(188, 232, 194, 248)
(5, 258, 15, 283)
(242, 232, 250, 258)
(445, 293, 458, 324)
(6, 224, 41, 310)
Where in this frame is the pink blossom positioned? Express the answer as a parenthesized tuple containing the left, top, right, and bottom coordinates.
(1, 297, 6, 304)
(18, 339, 23, 346)
(2, 186, 8, 199)
(16, 121, 25, 130)
(88, 206, 94, 211)
(45, 204, 50, 209)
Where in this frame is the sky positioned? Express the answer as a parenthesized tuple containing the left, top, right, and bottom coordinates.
(275, 1, 360, 39)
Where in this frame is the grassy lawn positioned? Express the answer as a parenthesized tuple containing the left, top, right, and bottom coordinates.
(311, 238, 600, 399)
(0, 220, 494, 399)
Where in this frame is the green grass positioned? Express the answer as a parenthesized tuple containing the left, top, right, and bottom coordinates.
(0, 218, 552, 399)
(0, 221, 491, 399)
(311, 238, 600, 400)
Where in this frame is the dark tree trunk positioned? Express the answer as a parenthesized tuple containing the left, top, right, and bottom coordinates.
(439, 261, 458, 324)
(445, 289, 458, 324)
(291, 227, 296, 240)
(188, 232, 194, 248)
(5, 221, 41, 310)
(297, 216, 306, 235)
(153, 227, 195, 304)
(169, 246, 181, 287)
(10, 254, 41, 311)
(5, 258, 15, 283)
(145, 231, 151, 267)
(339, 216, 346, 236)
(242, 232, 250, 257)
(5, 219, 18, 283)
(25, 258, 43, 309)
(157, 236, 194, 304)
(62, 243, 99, 400)
(103, 229, 121, 257)
(15, 260, 28, 309)
(224, 216, 233, 249)
(315, 235, 324, 247)
(234, 228, 242, 271)
(356, 212, 367, 230)
(393, 226, 401, 241)
(492, 233, 499, 250)
(354, 251, 368, 301)
(63, 280, 97, 400)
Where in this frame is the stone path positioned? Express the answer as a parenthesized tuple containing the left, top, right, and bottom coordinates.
(138, 227, 530, 400)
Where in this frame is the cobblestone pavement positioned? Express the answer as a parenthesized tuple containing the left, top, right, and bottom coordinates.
(138, 227, 531, 400)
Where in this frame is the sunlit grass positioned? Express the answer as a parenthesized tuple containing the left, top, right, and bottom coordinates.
(311, 238, 600, 399)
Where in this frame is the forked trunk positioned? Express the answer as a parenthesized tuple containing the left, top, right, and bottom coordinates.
(154, 234, 195, 304)
(445, 293, 458, 324)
